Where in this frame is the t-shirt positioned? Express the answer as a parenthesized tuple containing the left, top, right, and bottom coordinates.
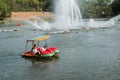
(33, 48, 38, 53)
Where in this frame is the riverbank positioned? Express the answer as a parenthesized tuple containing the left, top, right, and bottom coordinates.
(11, 12, 54, 19)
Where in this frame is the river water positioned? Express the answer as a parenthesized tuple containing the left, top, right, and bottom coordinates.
(0, 23, 120, 80)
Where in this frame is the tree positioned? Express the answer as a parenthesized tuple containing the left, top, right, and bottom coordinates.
(80, 0, 112, 18)
(43, 0, 53, 11)
(111, 0, 120, 16)
(14, 0, 53, 12)
(93, 0, 112, 17)
(0, 1, 10, 20)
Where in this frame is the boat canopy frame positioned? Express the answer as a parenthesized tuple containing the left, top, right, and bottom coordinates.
(26, 35, 50, 42)
(24, 35, 50, 51)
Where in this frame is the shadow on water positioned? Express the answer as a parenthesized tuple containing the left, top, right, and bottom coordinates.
(21, 56, 59, 65)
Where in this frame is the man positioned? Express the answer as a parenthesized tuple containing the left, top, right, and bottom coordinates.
(31, 44, 40, 55)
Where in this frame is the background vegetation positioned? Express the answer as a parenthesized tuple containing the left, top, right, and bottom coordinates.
(0, 0, 120, 20)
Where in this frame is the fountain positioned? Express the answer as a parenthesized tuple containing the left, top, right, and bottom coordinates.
(54, 0, 83, 30)
(15, 0, 120, 31)
(10, 17, 51, 30)
(53, 0, 119, 30)
(8, 0, 119, 31)
(26, 20, 50, 30)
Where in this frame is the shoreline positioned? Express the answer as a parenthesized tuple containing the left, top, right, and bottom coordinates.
(11, 12, 54, 19)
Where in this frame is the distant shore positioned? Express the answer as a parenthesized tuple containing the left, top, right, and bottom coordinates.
(11, 12, 54, 19)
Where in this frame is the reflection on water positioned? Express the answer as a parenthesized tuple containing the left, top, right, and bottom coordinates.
(0, 25, 120, 80)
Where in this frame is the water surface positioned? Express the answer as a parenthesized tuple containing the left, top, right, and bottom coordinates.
(0, 25, 120, 80)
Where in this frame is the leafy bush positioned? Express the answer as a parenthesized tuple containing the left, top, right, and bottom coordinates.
(0, 1, 10, 20)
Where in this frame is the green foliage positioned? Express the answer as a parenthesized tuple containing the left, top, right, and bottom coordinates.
(80, 0, 112, 18)
(111, 0, 120, 16)
(0, 0, 119, 20)
(0, 1, 10, 20)
(11, 0, 53, 12)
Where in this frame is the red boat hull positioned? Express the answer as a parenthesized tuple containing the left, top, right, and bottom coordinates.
(21, 47, 59, 58)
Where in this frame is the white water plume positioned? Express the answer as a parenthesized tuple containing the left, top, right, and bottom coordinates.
(54, 0, 83, 29)
(10, 0, 120, 31)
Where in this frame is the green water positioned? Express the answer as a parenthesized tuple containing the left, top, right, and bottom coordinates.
(0, 24, 120, 80)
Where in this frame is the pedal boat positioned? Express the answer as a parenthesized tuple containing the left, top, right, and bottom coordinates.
(21, 35, 59, 59)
